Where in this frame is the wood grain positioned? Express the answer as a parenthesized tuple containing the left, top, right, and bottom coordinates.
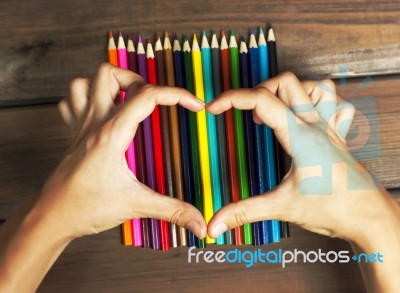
(0, 0, 399, 103)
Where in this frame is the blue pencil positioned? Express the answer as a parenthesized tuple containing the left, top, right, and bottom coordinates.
(201, 32, 224, 244)
(239, 36, 261, 246)
(248, 31, 265, 245)
(259, 27, 281, 244)
(172, 35, 197, 247)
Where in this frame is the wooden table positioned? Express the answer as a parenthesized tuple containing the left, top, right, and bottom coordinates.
(0, 0, 399, 292)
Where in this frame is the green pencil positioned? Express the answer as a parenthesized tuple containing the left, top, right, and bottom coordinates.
(229, 31, 252, 245)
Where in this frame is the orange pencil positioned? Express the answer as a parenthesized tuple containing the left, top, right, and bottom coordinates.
(109, 32, 134, 246)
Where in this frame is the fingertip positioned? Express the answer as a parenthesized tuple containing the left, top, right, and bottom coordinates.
(209, 222, 228, 239)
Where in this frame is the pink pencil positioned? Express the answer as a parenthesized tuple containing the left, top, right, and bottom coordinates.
(117, 32, 143, 246)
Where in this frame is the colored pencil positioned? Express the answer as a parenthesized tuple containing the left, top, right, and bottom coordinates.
(126, 35, 144, 247)
(147, 39, 171, 251)
(137, 36, 161, 250)
(229, 32, 252, 245)
(249, 30, 267, 245)
(210, 33, 233, 245)
(268, 27, 289, 239)
(182, 36, 205, 248)
(239, 36, 261, 246)
(132, 37, 150, 249)
(192, 34, 215, 244)
(111, 32, 134, 246)
(259, 27, 281, 244)
(221, 31, 243, 245)
(164, 32, 187, 246)
(127, 35, 137, 73)
(172, 35, 196, 248)
(201, 32, 224, 245)
(155, 36, 179, 248)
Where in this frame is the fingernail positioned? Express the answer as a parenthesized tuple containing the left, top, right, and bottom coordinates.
(195, 97, 205, 105)
(211, 223, 227, 238)
(188, 221, 201, 236)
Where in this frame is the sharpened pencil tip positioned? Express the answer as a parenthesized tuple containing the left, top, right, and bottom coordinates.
(183, 35, 188, 42)
(241, 35, 245, 42)
(193, 34, 198, 42)
(259, 27, 264, 34)
(173, 33, 178, 41)
(138, 35, 143, 43)
(128, 34, 133, 41)
(119, 31, 123, 37)
(221, 31, 225, 37)
(202, 31, 206, 37)
(147, 38, 152, 44)
(109, 31, 113, 38)
(230, 30, 234, 36)
(165, 31, 169, 39)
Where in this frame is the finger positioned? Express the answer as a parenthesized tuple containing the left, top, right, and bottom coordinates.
(131, 183, 207, 239)
(111, 83, 204, 153)
(58, 98, 76, 129)
(206, 87, 296, 154)
(90, 63, 143, 119)
(335, 97, 355, 141)
(207, 188, 288, 238)
(302, 79, 338, 124)
(259, 71, 318, 123)
(69, 78, 90, 121)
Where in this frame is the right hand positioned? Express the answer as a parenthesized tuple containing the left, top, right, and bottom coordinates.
(206, 72, 397, 243)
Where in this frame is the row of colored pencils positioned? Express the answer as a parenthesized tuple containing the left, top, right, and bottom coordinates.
(108, 26, 289, 251)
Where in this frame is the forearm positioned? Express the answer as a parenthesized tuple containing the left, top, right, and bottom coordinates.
(0, 199, 72, 293)
(351, 191, 400, 293)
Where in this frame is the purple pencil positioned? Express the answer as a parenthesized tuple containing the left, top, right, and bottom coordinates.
(137, 36, 161, 250)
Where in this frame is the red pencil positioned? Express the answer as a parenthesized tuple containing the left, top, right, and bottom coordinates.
(146, 39, 171, 251)
(220, 31, 243, 245)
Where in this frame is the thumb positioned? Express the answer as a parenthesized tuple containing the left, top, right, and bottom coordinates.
(207, 188, 288, 239)
(130, 183, 207, 239)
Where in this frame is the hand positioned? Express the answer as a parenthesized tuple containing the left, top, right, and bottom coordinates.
(39, 63, 207, 240)
(206, 72, 398, 244)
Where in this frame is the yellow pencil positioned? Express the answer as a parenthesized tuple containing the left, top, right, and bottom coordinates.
(192, 34, 214, 244)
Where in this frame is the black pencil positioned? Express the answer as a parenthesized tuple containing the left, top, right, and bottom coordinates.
(267, 26, 289, 239)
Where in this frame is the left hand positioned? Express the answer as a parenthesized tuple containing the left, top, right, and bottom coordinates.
(35, 63, 207, 240)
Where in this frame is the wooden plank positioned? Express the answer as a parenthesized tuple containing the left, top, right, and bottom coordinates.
(38, 225, 366, 293)
(0, 0, 399, 103)
(0, 75, 399, 220)
(0, 105, 69, 217)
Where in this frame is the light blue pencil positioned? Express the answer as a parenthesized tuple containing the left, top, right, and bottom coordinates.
(201, 32, 224, 244)
(259, 27, 281, 244)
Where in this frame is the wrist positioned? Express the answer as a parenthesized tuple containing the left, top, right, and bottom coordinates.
(0, 198, 73, 292)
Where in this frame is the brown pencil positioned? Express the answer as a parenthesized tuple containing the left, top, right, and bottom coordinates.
(155, 35, 178, 248)
(163, 32, 187, 246)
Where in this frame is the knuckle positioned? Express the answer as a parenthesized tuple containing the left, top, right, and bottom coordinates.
(97, 62, 113, 76)
(252, 86, 271, 102)
(168, 201, 186, 224)
(279, 71, 297, 83)
(232, 203, 250, 226)
(69, 77, 86, 91)
(321, 78, 335, 90)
